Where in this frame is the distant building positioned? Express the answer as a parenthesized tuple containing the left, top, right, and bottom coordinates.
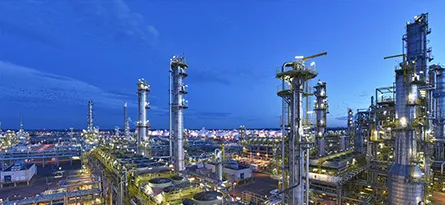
(0, 160, 36, 187)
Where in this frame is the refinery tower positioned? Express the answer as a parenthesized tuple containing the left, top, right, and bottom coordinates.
(170, 56, 189, 172)
(137, 79, 150, 156)
(277, 52, 327, 205)
(387, 13, 432, 204)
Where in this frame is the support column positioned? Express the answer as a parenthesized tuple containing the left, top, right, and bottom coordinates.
(337, 186, 342, 205)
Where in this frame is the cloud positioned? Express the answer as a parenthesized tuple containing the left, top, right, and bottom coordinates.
(147, 25, 160, 38)
(335, 116, 349, 121)
(0, 61, 135, 109)
(0, 0, 159, 48)
(189, 69, 232, 86)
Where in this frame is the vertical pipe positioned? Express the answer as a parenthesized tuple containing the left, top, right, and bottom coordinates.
(281, 66, 286, 200)
(305, 148, 309, 205)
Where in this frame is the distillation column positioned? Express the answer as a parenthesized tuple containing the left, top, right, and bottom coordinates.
(137, 79, 150, 156)
(170, 56, 189, 172)
(88, 100, 94, 133)
(276, 52, 326, 205)
(314, 80, 327, 157)
(124, 102, 131, 140)
(387, 60, 424, 204)
(347, 109, 354, 150)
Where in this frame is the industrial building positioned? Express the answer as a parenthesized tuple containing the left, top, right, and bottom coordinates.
(0, 160, 36, 187)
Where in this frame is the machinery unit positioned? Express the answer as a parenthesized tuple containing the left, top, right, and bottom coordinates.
(170, 56, 189, 172)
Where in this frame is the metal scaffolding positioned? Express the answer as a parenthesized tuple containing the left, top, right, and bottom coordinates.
(276, 52, 327, 205)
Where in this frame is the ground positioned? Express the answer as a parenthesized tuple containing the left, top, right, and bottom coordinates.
(432, 192, 445, 205)
(233, 172, 278, 198)
(0, 160, 81, 201)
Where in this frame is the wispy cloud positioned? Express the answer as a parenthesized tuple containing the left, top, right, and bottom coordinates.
(335, 116, 349, 121)
(189, 69, 232, 86)
(0, 0, 159, 48)
(0, 61, 135, 109)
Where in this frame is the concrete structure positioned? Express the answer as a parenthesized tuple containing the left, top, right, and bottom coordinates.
(137, 79, 150, 156)
(170, 56, 189, 172)
(0, 161, 36, 187)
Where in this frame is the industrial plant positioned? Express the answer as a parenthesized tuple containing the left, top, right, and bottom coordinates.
(1, 13, 445, 205)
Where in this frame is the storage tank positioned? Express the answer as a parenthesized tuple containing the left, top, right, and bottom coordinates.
(182, 199, 195, 205)
(193, 191, 223, 205)
(171, 175, 185, 183)
(148, 178, 173, 188)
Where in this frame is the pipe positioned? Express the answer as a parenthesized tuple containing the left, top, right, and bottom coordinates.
(281, 64, 286, 202)
(169, 69, 173, 161)
(305, 140, 309, 205)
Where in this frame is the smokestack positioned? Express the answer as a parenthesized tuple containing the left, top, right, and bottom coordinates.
(170, 56, 189, 172)
(137, 79, 150, 156)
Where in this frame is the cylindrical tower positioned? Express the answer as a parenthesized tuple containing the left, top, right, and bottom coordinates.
(404, 13, 431, 82)
(88, 100, 94, 132)
(170, 56, 189, 172)
(276, 52, 326, 205)
(124, 102, 130, 140)
(137, 79, 150, 156)
(314, 80, 327, 157)
(388, 61, 424, 205)
(347, 109, 354, 149)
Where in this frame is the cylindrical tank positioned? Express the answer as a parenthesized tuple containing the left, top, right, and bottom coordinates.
(192, 191, 223, 205)
(148, 178, 172, 188)
(171, 175, 185, 184)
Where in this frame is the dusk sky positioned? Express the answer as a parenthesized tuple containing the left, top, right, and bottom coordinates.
(0, 0, 444, 130)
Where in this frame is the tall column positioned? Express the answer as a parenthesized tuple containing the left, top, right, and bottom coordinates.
(137, 79, 150, 156)
(170, 56, 189, 172)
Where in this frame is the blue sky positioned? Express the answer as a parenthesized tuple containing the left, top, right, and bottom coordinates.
(0, 0, 444, 130)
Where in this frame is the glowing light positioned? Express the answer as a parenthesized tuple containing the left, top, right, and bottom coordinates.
(400, 117, 407, 127)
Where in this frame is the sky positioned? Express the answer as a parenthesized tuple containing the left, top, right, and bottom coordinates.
(0, 0, 444, 130)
